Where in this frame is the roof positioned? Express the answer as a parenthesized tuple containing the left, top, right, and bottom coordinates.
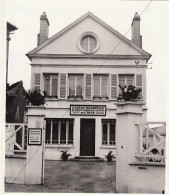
(26, 11, 151, 60)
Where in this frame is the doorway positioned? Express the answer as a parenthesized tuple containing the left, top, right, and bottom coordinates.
(80, 119, 95, 156)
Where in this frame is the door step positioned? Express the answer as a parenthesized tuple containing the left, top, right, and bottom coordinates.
(69, 156, 105, 162)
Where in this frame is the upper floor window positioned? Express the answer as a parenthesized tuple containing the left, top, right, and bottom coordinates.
(78, 32, 100, 54)
(93, 75, 109, 100)
(119, 75, 134, 93)
(81, 35, 97, 53)
(44, 74, 58, 97)
(68, 75, 83, 99)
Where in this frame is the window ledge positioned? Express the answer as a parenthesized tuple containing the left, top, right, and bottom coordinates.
(92, 100, 110, 102)
(67, 99, 84, 102)
(100, 146, 116, 149)
(45, 98, 59, 101)
(45, 144, 74, 148)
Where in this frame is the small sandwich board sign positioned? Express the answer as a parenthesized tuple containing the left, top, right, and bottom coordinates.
(28, 128, 42, 145)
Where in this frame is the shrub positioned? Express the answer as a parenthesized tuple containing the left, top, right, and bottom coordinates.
(117, 85, 142, 101)
(26, 89, 46, 106)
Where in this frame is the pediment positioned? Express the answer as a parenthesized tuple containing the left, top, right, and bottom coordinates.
(27, 12, 150, 59)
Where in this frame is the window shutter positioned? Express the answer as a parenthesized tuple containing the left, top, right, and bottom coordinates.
(110, 74, 117, 100)
(44, 75, 50, 95)
(34, 73, 41, 90)
(60, 74, 66, 99)
(85, 74, 92, 99)
(51, 76, 58, 96)
(101, 76, 108, 97)
(136, 74, 143, 97)
(93, 75, 100, 96)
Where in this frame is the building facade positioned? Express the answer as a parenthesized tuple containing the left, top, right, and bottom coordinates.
(26, 12, 151, 160)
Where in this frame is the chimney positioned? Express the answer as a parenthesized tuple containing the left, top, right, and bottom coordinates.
(131, 12, 142, 48)
(38, 12, 49, 46)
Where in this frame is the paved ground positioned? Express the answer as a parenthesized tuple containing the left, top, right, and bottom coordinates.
(5, 160, 116, 193)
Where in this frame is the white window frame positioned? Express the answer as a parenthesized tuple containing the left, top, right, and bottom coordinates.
(43, 74, 58, 97)
(93, 74, 109, 99)
(45, 119, 74, 145)
(118, 74, 134, 94)
(102, 120, 116, 146)
(68, 74, 84, 98)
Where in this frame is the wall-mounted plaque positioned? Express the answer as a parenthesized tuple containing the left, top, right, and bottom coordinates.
(28, 128, 42, 145)
(70, 105, 106, 116)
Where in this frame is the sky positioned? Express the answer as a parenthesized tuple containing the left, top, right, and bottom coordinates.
(4, 0, 169, 121)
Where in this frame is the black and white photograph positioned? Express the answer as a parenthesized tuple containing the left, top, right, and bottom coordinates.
(1, 0, 169, 194)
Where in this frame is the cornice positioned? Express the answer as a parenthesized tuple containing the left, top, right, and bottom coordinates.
(28, 53, 150, 60)
(30, 64, 147, 68)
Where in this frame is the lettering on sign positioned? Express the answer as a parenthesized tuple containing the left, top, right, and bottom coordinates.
(70, 105, 106, 116)
(28, 128, 42, 145)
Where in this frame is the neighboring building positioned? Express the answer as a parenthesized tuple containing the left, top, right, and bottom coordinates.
(6, 22, 26, 123)
(6, 81, 26, 123)
(26, 12, 151, 160)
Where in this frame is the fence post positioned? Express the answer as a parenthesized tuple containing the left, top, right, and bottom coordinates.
(115, 101, 144, 193)
(25, 106, 46, 184)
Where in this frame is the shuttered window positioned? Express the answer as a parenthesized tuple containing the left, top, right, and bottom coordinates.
(68, 75, 83, 97)
(60, 74, 67, 99)
(85, 74, 92, 99)
(34, 73, 41, 90)
(44, 75, 58, 97)
(119, 75, 134, 93)
(110, 74, 117, 100)
(93, 75, 108, 98)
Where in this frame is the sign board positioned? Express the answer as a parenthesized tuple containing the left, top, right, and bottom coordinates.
(28, 128, 42, 145)
(70, 105, 106, 116)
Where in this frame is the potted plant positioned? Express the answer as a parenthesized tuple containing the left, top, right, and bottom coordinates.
(26, 89, 46, 106)
(101, 95, 108, 101)
(60, 150, 72, 161)
(105, 151, 115, 162)
(93, 95, 101, 101)
(76, 95, 83, 100)
(117, 85, 142, 101)
(68, 95, 76, 100)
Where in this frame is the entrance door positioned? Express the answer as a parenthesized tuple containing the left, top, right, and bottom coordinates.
(80, 119, 95, 156)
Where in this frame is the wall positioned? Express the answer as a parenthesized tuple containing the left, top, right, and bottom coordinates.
(5, 156, 26, 184)
(27, 106, 117, 160)
(128, 163, 165, 194)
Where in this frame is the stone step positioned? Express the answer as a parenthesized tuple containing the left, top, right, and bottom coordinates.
(70, 156, 105, 162)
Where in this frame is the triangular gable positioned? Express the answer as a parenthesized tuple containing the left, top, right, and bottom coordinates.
(27, 12, 150, 58)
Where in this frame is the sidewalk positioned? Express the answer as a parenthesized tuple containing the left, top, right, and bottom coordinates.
(5, 160, 116, 193)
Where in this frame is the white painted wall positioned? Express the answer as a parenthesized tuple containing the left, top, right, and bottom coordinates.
(128, 164, 165, 194)
(36, 17, 143, 55)
(5, 157, 26, 184)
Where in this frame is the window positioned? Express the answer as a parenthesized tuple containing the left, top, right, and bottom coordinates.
(45, 119, 74, 145)
(78, 32, 100, 54)
(44, 74, 58, 97)
(93, 75, 109, 99)
(81, 35, 97, 53)
(102, 119, 116, 146)
(119, 75, 134, 93)
(68, 75, 83, 98)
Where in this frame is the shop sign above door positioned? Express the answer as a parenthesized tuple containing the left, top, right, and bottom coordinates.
(70, 105, 106, 116)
